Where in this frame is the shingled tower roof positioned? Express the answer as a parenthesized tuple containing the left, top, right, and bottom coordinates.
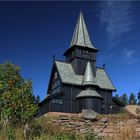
(70, 12, 97, 50)
(83, 61, 97, 86)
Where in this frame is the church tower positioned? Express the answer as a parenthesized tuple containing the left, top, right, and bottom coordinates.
(64, 12, 98, 76)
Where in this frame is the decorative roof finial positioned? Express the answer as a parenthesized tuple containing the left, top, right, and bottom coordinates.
(53, 55, 56, 62)
(103, 64, 106, 70)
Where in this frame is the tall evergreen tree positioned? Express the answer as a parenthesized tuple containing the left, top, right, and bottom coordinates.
(115, 94, 119, 99)
(129, 93, 136, 105)
(121, 93, 128, 106)
(137, 90, 140, 105)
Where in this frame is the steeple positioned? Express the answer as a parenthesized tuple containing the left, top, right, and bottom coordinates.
(64, 12, 98, 75)
(83, 61, 96, 85)
(70, 12, 97, 50)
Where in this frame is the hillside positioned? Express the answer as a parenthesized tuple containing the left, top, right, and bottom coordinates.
(1, 107, 140, 140)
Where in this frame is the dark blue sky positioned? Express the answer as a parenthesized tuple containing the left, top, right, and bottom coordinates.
(0, 1, 140, 100)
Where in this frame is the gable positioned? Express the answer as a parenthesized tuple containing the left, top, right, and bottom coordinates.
(96, 68, 116, 91)
(47, 64, 61, 95)
(55, 61, 83, 85)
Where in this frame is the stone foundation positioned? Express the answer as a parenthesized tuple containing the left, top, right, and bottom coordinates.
(42, 112, 140, 139)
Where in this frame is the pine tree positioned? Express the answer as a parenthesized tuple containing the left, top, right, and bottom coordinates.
(121, 93, 128, 106)
(137, 90, 140, 105)
(34, 95, 40, 104)
(115, 94, 119, 99)
(129, 93, 136, 105)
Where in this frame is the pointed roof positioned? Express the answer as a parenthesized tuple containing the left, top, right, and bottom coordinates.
(83, 62, 97, 86)
(76, 89, 102, 98)
(70, 12, 97, 49)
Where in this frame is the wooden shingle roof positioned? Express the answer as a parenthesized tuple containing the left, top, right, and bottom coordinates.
(55, 61, 116, 91)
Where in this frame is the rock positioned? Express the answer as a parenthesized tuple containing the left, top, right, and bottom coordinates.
(24, 122, 30, 139)
(77, 122, 85, 127)
(86, 122, 92, 126)
(136, 127, 140, 132)
(59, 115, 69, 120)
(103, 128, 114, 133)
(97, 132, 105, 137)
(85, 120, 91, 123)
(126, 119, 138, 125)
(100, 117, 109, 123)
(125, 105, 140, 118)
(118, 121, 125, 127)
(79, 128, 87, 134)
(94, 127, 99, 133)
(69, 121, 77, 126)
(81, 109, 97, 120)
(94, 127, 103, 133)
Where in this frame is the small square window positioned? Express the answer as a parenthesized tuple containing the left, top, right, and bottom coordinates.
(82, 50, 89, 54)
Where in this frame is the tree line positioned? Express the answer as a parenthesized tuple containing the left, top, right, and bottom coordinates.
(114, 91, 140, 106)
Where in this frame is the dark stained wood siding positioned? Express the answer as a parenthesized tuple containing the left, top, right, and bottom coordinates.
(39, 100, 50, 116)
(78, 97, 101, 113)
(39, 82, 114, 115)
(66, 47, 96, 75)
(100, 90, 113, 114)
(61, 84, 82, 113)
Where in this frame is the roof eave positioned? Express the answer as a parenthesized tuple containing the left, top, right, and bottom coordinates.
(61, 82, 116, 91)
(77, 96, 103, 99)
(63, 45, 99, 56)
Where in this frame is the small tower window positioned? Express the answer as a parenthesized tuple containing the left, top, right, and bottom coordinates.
(51, 99, 63, 104)
(82, 50, 90, 54)
(82, 50, 90, 59)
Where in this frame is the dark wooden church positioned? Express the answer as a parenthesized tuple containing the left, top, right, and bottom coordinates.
(39, 12, 118, 115)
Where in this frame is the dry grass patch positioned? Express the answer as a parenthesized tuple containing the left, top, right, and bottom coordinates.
(103, 125, 136, 140)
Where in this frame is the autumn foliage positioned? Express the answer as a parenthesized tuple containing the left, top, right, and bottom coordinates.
(0, 62, 38, 126)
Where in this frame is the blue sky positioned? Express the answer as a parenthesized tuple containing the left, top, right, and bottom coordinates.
(0, 1, 140, 100)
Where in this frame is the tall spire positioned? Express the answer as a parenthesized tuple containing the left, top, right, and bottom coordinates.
(70, 11, 96, 49)
(83, 61, 96, 85)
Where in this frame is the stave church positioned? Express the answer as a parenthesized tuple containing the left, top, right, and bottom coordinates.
(39, 12, 121, 115)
